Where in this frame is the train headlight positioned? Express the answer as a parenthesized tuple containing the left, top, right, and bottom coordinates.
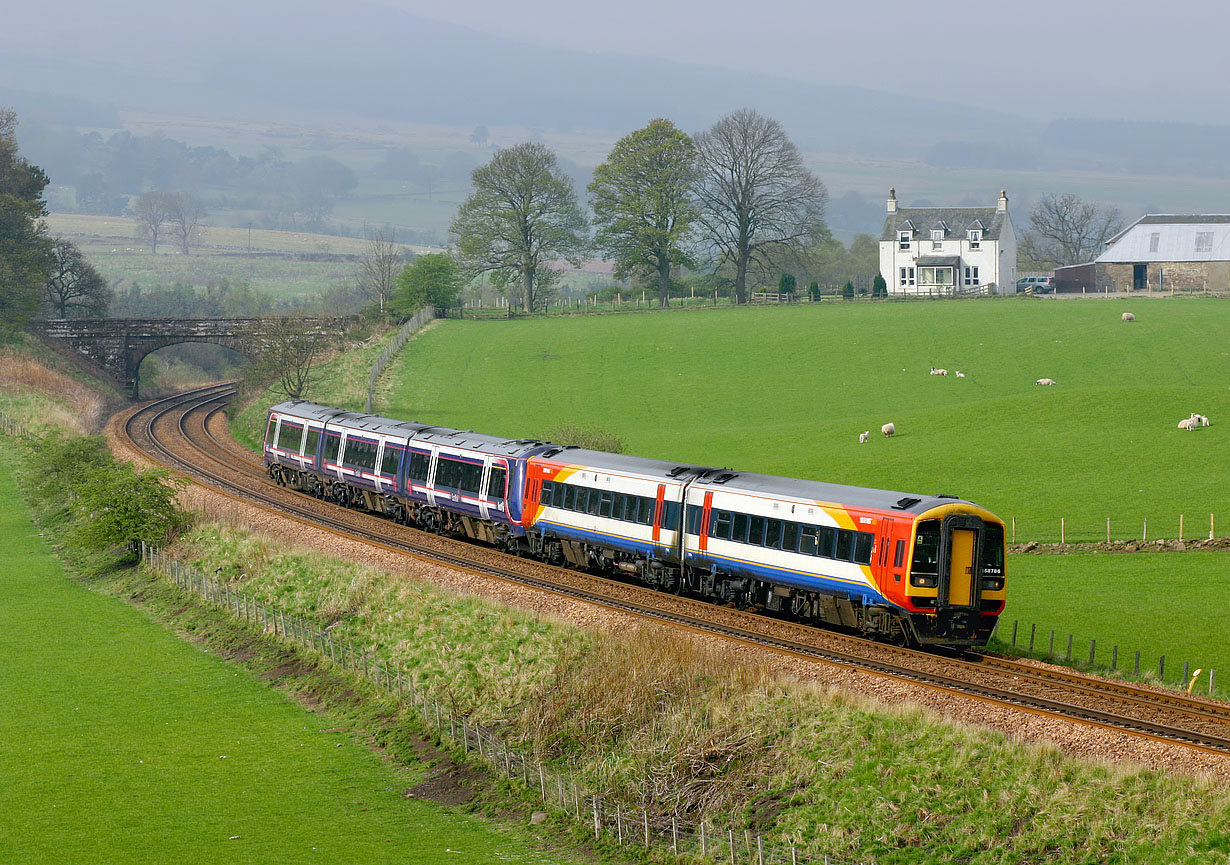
(909, 573, 938, 588)
(981, 577, 1005, 591)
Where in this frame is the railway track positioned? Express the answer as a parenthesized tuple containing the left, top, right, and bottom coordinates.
(121, 385, 1230, 758)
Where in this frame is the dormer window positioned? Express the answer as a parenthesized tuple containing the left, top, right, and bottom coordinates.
(931, 229, 944, 250)
(968, 230, 981, 250)
(898, 231, 911, 250)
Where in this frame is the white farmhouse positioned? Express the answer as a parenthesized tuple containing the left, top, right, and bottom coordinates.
(878, 189, 1017, 296)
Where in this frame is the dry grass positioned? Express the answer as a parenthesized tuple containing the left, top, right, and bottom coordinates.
(0, 351, 106, 434)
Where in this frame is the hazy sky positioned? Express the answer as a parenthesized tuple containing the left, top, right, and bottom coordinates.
(379, 0, 1230, 123)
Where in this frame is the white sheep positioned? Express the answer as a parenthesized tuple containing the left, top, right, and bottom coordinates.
(955, 371, 965, 378)
(1200, 414, 1211, 427)
(929, 367, 948, 376)
(1178, 417, 1199, 431)
(1122, 312, 1135, 321)
(1035, 378, 1056, 386)
(882, 422, 896, 437)
(858, 431, 870, 444)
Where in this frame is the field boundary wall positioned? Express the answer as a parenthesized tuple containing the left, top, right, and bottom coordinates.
(366, 306, 435, 413)
(140, 541, 871, 865)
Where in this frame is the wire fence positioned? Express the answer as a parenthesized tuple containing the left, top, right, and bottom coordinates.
(365, 306, 436, 412)
(0, 410, 39, 442)
(1009, 513, 1222, 546)
(999, 619, 1218, 698)
(139, 541, 871, 865)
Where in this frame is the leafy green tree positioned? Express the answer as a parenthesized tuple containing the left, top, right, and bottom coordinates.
(73, 460, 186, 558)
(588, 119, 700, 308)
(451, 142, 589, 314)
(693, 109, 828, 304)
(0, 107, 53, 337)
(778, 273, 796, 295)
(393, 252, 461, 313)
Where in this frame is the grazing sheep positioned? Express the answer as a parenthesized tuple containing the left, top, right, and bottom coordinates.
(955, 371, 966, 378)
(929, 367, 948, 376)
(1035, 378, 1056, 386)
(858, 431, 870, 444)
(882, 422, 896, 437)
(1122, 312, 1136, 321)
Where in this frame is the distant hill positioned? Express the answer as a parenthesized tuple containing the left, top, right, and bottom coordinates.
(0, 0, 1033, 159)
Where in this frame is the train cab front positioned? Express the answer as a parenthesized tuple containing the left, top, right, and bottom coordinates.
(902, 506, 1005, 648)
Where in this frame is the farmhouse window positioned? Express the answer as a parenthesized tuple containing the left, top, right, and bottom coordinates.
(964, 266, 980, 285)
(931, 230, 944, 250)
(918, 266, 954, 287)
(1195, 231, 1214, 253)
(898, 231, 911, 250)
(1149, 232, 1160, 252)
(968, 230, 981, 249)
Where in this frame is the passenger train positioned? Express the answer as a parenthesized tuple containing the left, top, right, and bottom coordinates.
(264, 401, 1006, 647)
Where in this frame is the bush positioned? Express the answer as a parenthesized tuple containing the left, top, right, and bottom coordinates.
(842, 281, 855, 299)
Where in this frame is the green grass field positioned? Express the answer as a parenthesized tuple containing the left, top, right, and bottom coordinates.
(379, 297, 1230, 683)
(0, 452, 577, 865)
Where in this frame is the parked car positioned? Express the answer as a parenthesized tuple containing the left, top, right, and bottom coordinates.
(1016, 276, 1055, 294)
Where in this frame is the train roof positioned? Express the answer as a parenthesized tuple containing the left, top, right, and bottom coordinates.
(534, 446, 721, 484)
(692, 468, 978, 515)
(269, 401, 548, 458)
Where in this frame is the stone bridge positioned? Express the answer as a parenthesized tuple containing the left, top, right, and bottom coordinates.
(32, 317, 356, 398)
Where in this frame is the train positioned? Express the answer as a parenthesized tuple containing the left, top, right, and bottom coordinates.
(263, 400, 1006, 648)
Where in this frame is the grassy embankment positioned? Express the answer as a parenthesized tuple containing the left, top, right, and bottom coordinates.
(0, 364, 595, 865)
(377, 299, 1230, 686)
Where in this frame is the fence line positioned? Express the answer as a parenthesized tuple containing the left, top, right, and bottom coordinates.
(366, 306, 436, 412)
(1001, 619, 1217, 697)
(140, 542, 869, 865)
(1011, 513, 1220, 545)
(0, 410, 39, 442)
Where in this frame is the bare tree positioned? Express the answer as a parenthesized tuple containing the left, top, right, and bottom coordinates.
(1021, 193, 1125, 268)
(167, 192, 206, 255)
(253, 315, 334, 400)
(132, 191, 173, 254)
(44, 238, 110, 318)
(693, 109, 828, 304)
(356, 227, 405, 316)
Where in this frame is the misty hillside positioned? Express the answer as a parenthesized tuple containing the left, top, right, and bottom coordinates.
(0, 0, 1035, 158)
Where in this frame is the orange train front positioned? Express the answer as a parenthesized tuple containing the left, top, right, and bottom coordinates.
(524, 451, 1005, 648)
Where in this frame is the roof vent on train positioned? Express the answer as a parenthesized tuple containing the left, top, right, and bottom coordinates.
(666, 465, 692, 478)
(893, 497, 922, 510)
(935, 493, 959, 499)
(711, 472, 739, 484)
(539, 445, 579, 458)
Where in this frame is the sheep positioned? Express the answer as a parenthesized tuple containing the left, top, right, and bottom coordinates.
(955, 371, 966, 378)
(929, 367, 948, 376)
(858, 431, 870, 444)
(1190, 413, 1211, 427)
(1035, 378, 1056, 386)
(1200, 414, 1211, 427)
(882, 422, 896, 437)
(1178, 417, 1199, 431)
(1122, 312, 1136, 321)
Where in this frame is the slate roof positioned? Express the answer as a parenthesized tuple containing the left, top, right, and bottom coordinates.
(881, 207, 1009, 242)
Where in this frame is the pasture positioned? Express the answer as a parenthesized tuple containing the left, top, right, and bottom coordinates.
(381, 297, 1230, 680)
(0, 452, 577, 865)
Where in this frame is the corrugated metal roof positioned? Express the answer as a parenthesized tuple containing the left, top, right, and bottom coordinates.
(1098, 215, 1230, 263)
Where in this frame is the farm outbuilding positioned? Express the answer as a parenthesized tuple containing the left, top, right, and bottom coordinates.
(1055, 215, 1230, 294)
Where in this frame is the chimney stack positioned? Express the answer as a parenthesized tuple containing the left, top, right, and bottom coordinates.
(887, 187, 897, 214)
(997, 189, 1008, 213)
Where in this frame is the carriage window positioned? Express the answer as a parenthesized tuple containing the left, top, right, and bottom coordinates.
(912, 520, 941, 575)
(782, 521, 799, 552)
(748, 516, 765, 546)
(637, 496, 654, 525)
(711, 510, 732, 540)
(304, 428, 320, 457)
(323, 433, 341, 463)
(586, 488, 601, 515)
(409, 451, 430, 483)
(487, 466, 507, 502)
(662, 501, 681, 531)
(765, 519, 782, 549)
(265, 416, 276, 447)
(982, 523, 1005, 570)
(277, 420, 303, 451)
(798, 526, 817, 556)
(853, 532, 874, 565)
(815, 526, 837, 559)
(686, 505, 702, 534)
(541, 480, 555, 503)
(835, 529, 854, 561)
(380, 445, 401, 476)
(599, 491, 613, 518)
(732, 513, 749, 543)
(894, 539, 906, 568)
